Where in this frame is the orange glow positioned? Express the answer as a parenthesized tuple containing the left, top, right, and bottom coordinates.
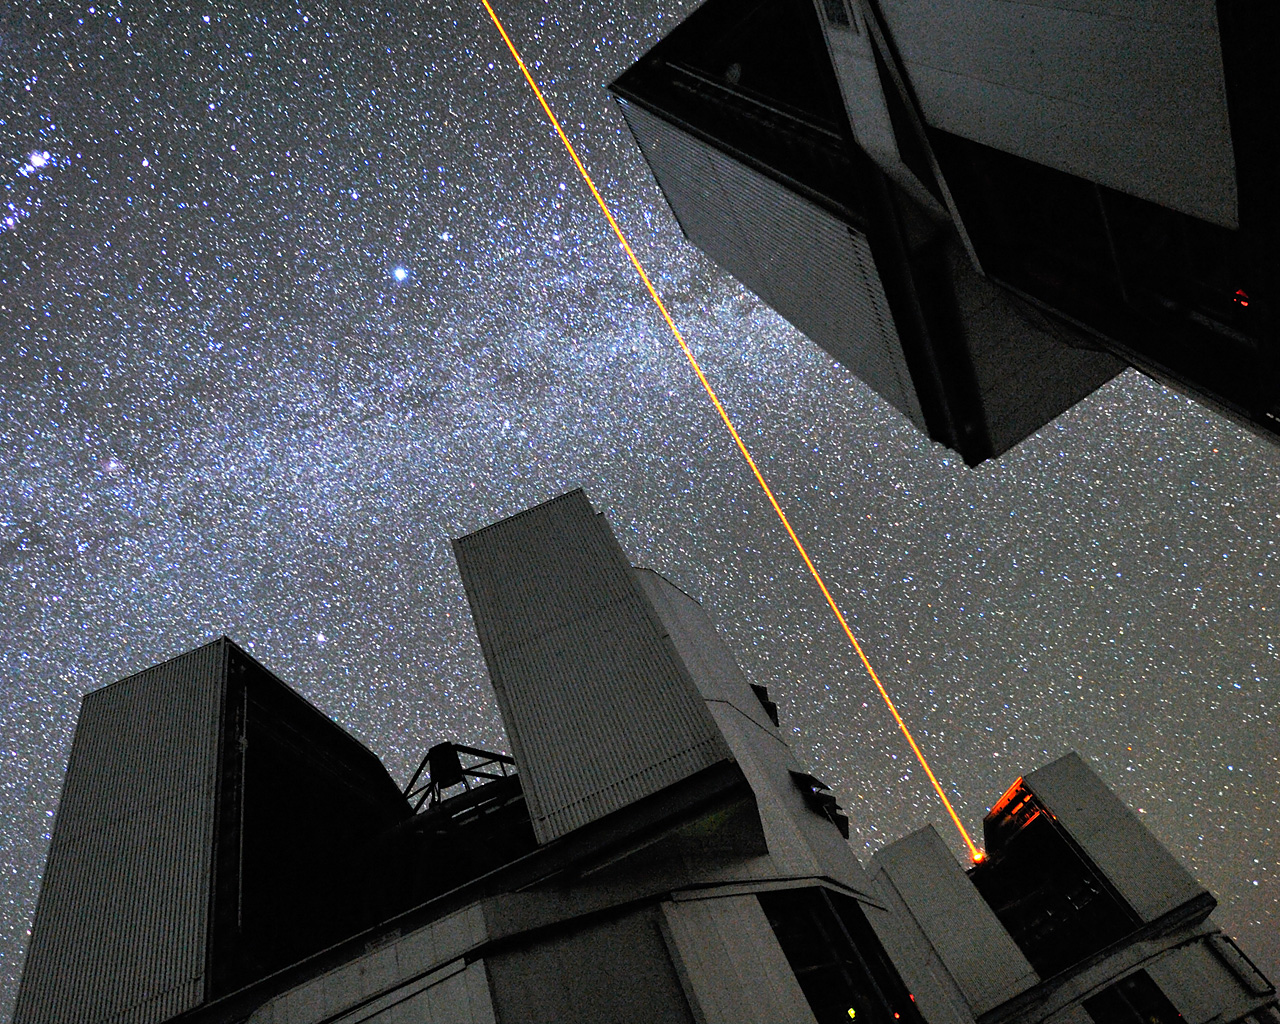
(478, 0, 982, 863)
(987, 776, 1027, 819)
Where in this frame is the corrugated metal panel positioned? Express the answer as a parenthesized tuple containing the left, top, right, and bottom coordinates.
(453, 491, 731, 843)
(876, 0, 1238, 227)
(618, 99, 926, 430)
(632, 569, 777, 737)
(14, 640, 226, 1024)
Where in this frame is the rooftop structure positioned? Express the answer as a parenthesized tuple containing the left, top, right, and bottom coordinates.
(15, 491, 1277, 1023)
(608, 0, 1277, 463)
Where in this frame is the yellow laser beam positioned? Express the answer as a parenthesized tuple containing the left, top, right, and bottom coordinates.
(478, 0, 983, 863)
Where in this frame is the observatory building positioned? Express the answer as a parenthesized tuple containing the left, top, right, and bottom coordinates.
(608, 0, 1277, 463)
(15, 491, 1278, 1024)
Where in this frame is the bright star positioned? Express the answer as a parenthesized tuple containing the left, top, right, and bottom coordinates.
(393, 266, 409, 282)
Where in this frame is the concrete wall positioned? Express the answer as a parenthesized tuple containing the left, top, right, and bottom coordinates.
(487, 906, 695, 1024)
(248, 906, 493, 1024)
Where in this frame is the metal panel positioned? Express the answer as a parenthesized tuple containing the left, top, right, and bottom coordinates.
(453, 491, 731, 843)
(876, 0, 1238, 227)
(634, 568, 872, 883)
(818, 0, 938, 207)
(1024, 752, 1206, 923)
(619, 101, 772, 307)
(14, 639, 226, 1024)
(660, 895, 817, 1024)
(871, 825, 1038, 1013)
(946, 248, 1124, 456)
(487, 908, 695, 1024)
(632, 568, 781, 736)
(1146, 940, 1266, 1024)
(618, 99, 926, 429)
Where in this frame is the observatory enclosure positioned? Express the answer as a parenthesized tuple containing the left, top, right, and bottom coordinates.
(15, 493, 1278, 1024)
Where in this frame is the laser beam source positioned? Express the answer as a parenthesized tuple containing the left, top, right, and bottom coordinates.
(478, 0, 983, 863)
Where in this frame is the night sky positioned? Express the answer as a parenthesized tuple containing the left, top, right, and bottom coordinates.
(2, 0, 1278, 1013)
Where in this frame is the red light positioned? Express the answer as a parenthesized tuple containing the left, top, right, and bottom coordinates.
(910, 995, 916, 1002)
(1234, 288, 1249, 308)
(894, 1014, 900, 1019)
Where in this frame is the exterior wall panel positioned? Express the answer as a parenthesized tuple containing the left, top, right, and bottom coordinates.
(14, 640, 226, 1024)
(620, 102, 772, 306)
(660, 895, 817, 1024)
(871, 825, 1038, 1013)
(487, 908, 695, 1024)
(250, 960, 496, 1024)
(453, 491, 731, 843)
(876, 0, 1238, 226)
(631, 569, 777, 737)
(820, 8, 913, 190)
(861, 870, 976, 1024)
(946, 248, 1124, 455)
(635, 568, 870, 886)
(248, 906, 490, 1024)
(1024, 752, 1207, 923)
(1146, 940, 1263, 1024)
(618, 99, 926, 429)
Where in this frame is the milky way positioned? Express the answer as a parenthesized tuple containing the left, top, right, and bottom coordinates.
(1, 1, 1278, 1011)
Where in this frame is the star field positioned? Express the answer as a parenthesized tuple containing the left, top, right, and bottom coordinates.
(2, 1, 1278, 1012)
